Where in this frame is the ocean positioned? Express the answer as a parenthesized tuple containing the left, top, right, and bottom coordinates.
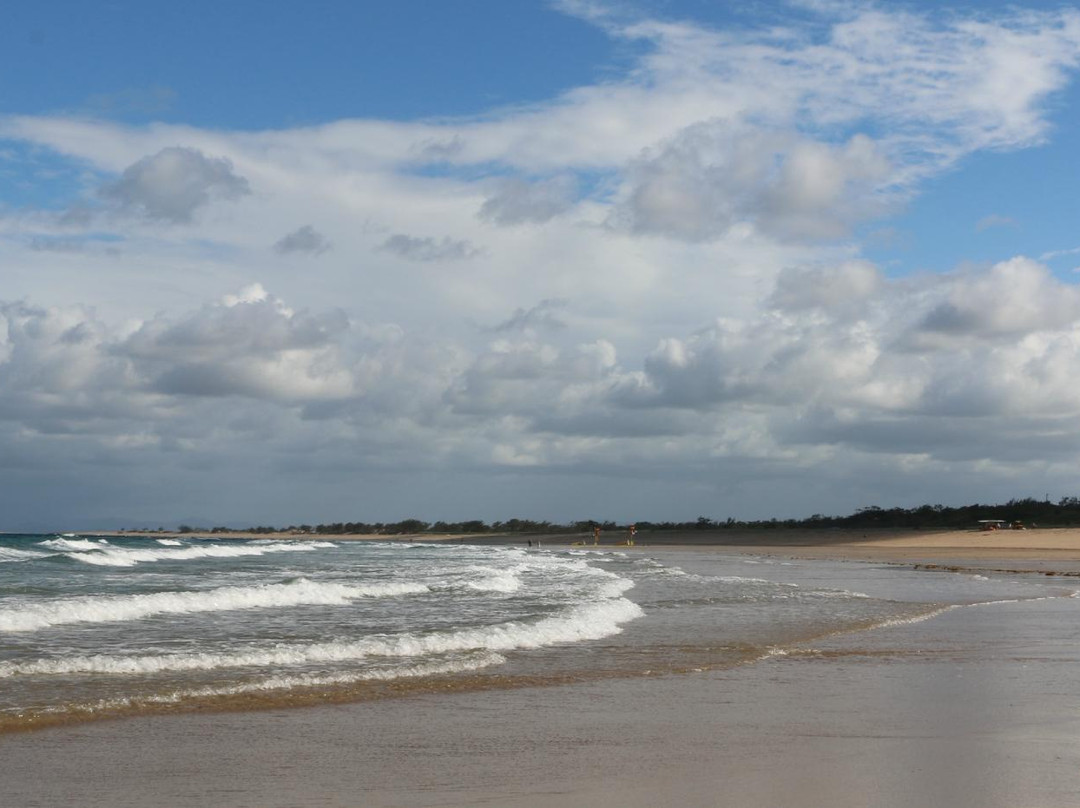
(0, 533, 1073, 734)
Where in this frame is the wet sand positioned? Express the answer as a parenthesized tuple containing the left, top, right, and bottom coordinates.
(3, 575, 1079, 808)
(8, 536, 1080, 807)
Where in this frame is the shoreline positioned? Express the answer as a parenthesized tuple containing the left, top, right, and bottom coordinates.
(4, 542, 1079, 806)
(76, 526, 1080, 570)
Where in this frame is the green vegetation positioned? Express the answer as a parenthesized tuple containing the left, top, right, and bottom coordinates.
(153, 497, 1080, 535)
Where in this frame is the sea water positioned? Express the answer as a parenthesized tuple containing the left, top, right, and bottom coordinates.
(0, 534, 1072, 731)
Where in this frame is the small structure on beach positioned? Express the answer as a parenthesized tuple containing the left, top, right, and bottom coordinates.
(978, 519, 1026, 531)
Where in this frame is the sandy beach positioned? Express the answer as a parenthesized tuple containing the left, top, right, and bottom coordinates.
(103, 524, 1080, 566)
(6, 530, 1080, 807)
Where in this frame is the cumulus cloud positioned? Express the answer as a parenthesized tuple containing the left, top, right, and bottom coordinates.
(913, 257, 1080, 342)
(379, 234, 481, 262)
(2, 2, 1080, 524)
(273, 225, 332, 255)
(2, 253, 1080, 524)
(100, 146, 250, 223)
(478, 176, 577, 225)
(585, 257, 1080, 465)
(614, 127, 892, 241)
(119, 284, 353, 401)
(445, 337, 618, 417)
(0, 301, 118, 398)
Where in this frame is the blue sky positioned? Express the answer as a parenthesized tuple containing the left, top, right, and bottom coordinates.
(1, 1, 623, 125)
(3, 0, 1080, 530)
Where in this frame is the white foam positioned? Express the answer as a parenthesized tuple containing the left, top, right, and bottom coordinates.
(804, 589, 870, 599)
(457, 565, 524, 593)
(0, 547, 48, 563)
(870, 605, 958, 630)
(39, 537, 108, 552)
(53, 541, 328, 567)
(156, 539, 183, 546)
(41, 652, 507, 716)
(0, 595, 644, 678)
(0, 579, 430, 632)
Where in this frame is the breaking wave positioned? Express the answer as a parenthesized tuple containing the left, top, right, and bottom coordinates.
(0, 547, 47, 564)
(0, 596, 644, 677)
(39, 539, 333, 567)
(0, 578, 430, 633)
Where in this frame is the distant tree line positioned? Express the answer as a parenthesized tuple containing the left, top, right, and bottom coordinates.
(152, 497, 1080, 536)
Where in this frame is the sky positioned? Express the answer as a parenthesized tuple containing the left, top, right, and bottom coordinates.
(4, 0, 1080, 530)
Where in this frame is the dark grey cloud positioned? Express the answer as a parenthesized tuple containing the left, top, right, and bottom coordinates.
(380, 234, 480, 262)
(492, 299, 569, 332)
(100, 147, 250, 223)
(531, 408, 702, 438)
(274, 225, 331, 256)
(478, 176, 576, 225)
(779, 408, 1080, 464)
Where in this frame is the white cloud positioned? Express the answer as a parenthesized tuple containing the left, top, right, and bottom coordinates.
(913, 257, 1080, 342)
(770, 260, 884, 316)
(614, 125, 892, 241)
(1040, 246, 1080, 261)
(2, 2, 1080, 524)
(119, 286, 353, 402)
(0, 254, 1079, 523)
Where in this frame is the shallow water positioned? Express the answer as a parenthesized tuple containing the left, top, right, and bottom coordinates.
(4, 545, 1080, 807)
(0, 536, 1074, 732)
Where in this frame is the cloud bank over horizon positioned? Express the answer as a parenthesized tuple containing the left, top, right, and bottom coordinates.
(3, 0, 1080, 529)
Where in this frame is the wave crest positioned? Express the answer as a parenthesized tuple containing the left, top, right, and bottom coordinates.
(0, 578, 430, 633)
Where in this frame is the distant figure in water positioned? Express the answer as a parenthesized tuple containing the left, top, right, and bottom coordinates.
(628, 524, 637, 546)
(528, 539, 532, 547)
(593, 526, 601, 545)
